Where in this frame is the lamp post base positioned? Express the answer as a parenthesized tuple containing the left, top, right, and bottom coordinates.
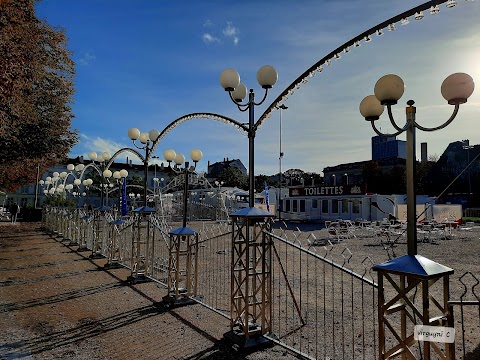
(126, 274, 151, 284)
(373, 255, 454, 359)
(223, 327, 272, 350)
(161, 292, 196, 308)
(103, 261, 123, 270)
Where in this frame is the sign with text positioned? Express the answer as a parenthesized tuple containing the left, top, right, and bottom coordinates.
(414, 325, 455, 343)
(397, 204, 426, 223)
(289, 184, 367, 197)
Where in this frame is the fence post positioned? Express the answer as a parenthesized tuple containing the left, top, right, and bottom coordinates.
(446, 303, 455, 360)
(373, 255, 453, 359)
(128, 206, 156, 283)
(104, 219, 125, 269)
(224, 207, 274, 348)
(162, 227, 198, 306)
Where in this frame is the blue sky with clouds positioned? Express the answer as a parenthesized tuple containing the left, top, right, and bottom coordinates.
(35, 0, 480, 175)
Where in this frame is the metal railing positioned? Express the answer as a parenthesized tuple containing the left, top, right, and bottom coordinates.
(266, 227, 379, 359)
(40, 207, 480, 359)
(448, 271, 480, 359)
(463, 208, 480, 218)
(193, 221, 231, 317)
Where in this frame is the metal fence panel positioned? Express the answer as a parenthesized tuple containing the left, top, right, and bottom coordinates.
(267, 228, 379, 360)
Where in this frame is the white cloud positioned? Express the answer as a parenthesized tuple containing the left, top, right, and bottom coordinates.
(202, 33, 220, 43)
(76, 134, 142, 164)
(77, 51, 96, 66)
(223, 21, 239, 45)
(203, 19, 214, 28)
(201, 20, 239, 45)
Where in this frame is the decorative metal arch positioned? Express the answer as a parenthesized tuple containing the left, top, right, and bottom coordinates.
(255, 0, 471, 131)
(61, 172, 80, 188)
(78, 163, 103, 181)
(149, 112, 247, 159)
(100, 1, 471, 170)
(106, 147, 145, 169)
(103, 113, 244, 167)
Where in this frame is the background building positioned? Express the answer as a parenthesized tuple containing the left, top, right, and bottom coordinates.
(207, 158, 247, 178)
(371, 135, 406, 160)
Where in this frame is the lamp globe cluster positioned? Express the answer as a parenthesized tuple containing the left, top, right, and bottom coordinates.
(360, 72, 475, 120)
(219, 65, 278, 102)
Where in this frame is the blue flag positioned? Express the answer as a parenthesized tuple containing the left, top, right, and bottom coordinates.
(264, 181, 270, 213)
(121, 179, 127, 216)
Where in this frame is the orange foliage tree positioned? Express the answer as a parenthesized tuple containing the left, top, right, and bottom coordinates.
(0, 0, 78, 191)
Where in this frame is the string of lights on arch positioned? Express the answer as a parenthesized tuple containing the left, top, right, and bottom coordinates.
(255, 0, 476, 131)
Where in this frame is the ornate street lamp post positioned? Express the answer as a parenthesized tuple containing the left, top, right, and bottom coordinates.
(462, 139, 473, 196)
(219, 65, 277, 345)
(111, 169, 129, 215)
(123, 129, 160, 283)
(103, 168, 129, 270)
(360, 72, 474, 359)
(360, 72, 474, 256)
(127, 128, 160, 209)
(214, 180, 224, 222)
(220, 65, 277, 208)
(129, 193, 141, 209)
(161, 148, 203, 306)
(87, 151, 112, 207)
(277, 104, 288, 220)
(85, 151, 113, 258)
(56, 164, 87, 245)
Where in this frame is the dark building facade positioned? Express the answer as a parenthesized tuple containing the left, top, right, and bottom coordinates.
(372, 135, 406, 160)
(207, 158, 247, 178)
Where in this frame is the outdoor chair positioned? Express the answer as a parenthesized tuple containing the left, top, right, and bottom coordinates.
(0, 211, 10, 221)
(327, 222, 351, 242)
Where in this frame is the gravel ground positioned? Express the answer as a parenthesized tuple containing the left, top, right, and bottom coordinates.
(0, 222, 300, 360)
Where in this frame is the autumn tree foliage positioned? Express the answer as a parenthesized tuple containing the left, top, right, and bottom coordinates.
(0, 0, 78, 191)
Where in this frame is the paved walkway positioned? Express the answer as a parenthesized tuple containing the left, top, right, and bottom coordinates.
(0, 223, 296, 360)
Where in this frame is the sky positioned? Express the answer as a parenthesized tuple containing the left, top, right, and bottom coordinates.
(35, 0, 480, 176)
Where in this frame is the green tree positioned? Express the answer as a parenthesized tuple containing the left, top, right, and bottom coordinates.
(362, 161, 382, 193)
(386, 166, 406, 194)
(131, 174, 144, 186)
(83, 166, 103, 197)
(0, 0, 77, 191)
(217, 167, 248, 189)
(254, 174, 275, 193)
(283, 168, 305, 186)
(416, 161, 435, 195)
(304, 172, 323, 186)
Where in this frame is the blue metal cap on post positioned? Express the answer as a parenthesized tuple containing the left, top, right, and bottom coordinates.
(230, 207, 275, 219)
(111, 219, 125, 225)
(133, 205, 156, 214)
(169, 226, 197, 236)
(373, 254, 454, 279)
